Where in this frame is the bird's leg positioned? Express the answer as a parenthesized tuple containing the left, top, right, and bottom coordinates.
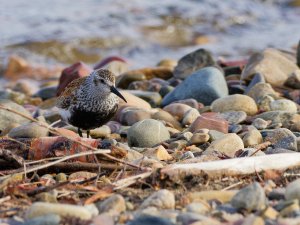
(78, 128, 83, 137)
(87, 130, 90, 138)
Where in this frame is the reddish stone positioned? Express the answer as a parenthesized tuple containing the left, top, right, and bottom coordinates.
(190, 112, 228, 133)
(56, 62, 92, 96)
(94, 56, 127, 70)
(4, 55, 62, 80)
(53, 128, 79, 138)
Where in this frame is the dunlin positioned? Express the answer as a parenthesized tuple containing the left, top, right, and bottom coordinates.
(56, 69, 127, 137)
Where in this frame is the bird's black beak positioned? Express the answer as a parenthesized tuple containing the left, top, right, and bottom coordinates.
(110, 86, 127, 103)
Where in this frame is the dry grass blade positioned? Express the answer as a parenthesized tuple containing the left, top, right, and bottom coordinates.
(0, 104, 150, 171)
(112, 171, 153, 190)
(0, 149, 110, 180)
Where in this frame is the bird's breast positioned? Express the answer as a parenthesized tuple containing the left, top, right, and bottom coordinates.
(68, 104, 118, 130)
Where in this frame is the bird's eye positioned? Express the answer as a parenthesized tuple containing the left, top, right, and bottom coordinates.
(100, 79, 105, 83)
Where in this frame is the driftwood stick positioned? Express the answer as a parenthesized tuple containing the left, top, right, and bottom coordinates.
(161, 153, 300, 180)
(0, 161, 125, 176)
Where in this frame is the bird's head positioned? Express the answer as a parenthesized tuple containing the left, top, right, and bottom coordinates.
(90, 69, 127, 103)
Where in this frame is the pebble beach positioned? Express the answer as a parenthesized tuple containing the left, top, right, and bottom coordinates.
(1, 1, 300, 225)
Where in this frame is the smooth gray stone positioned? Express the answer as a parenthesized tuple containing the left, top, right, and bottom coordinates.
(162, 67, 228, 106)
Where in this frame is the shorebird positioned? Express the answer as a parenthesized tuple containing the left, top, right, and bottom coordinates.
(56, 69, 127, 138)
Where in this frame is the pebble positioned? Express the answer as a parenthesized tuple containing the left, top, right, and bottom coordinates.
(126, 90, 162, 107)
(270, 99, 298, 113)
(140, 189, 175, 210)
(241, 48, 298, 87)
(176, 212, 211, 225)
(175, 98, 201, 109)
(187, 190, 237, 203)
(231, 182, 266, 211)
(162, 67, 228, 106)
(208, 130, 225, 141)
(185, 202, 211, 215)
(125, 148, 144, 161)
(152, 110, 182, 130)
(284, 69, 300, 89)
(68, 171, 97, 181)
(247, 83, 278, 103)
(220, 111, 247, 124)
(278, 199, 300, 217)
(257, 95, 274, 112)
(143, 145, 173, 161)
(23, 214, 60, 225)
(96, 194, 126, 216)
(180, 151, 195, 160)
(255, 111, 296, 128)
(285, 179, 300, 201)
(211, 94, 258, 115)
(252, 118, 270, 130)
(182, 108, 200, 126)
(119, 107, 152, 126)
(157, 59, 178, 69)
(118, 90, 152, 110)
(35, 192, 57, 203)
(189, 133, 210, 145)
(265, 128, 297, 151)
(13, 79, 40, 95)
(159, 85, 174, 97)
(173, 48, 215, 79)
(127, 215, 175, 225)
(244, 73, 265, 93)
(163, 103, 192, 121)
(190, 113, 228, 134)
(242, 128, 263, 147)
(26, 202, 92, 220)
(33, 86, 57, 100)
(116, 72, 147, 89)
(127, 119, 170, 147)
(0, 99, 32, 132)
(241, 215, 265, 225)
(261, 206, 279, 220)
(204, 133, 244, 157)
(56, 62, 92, 96)
(168, 140, 187, 151)
(8, 122, 49, 138)
(177, 131, 193, 141)
(55, 173, 67, 182)
(90, 125, 111, 138)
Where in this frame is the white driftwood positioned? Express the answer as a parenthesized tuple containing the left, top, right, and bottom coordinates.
(161, 153, 300, 180)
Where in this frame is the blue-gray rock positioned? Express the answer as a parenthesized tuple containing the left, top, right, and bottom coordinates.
(127, 119, 170, 147)
(245, 73, 265, 94)
(174, 48, 216, 79)
(8, 122, 49, 138)
(231, 182, 266, 211)
(265, 128, 297, 151)
(0, 99, 31, 132)
(24, 214, 60, 225)
(127, 215, 175, 225)
(162, 67, 228, 106)
(33, 86, 57, 100)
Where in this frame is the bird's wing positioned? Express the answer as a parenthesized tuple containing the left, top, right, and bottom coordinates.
(56, 77, 86, 109)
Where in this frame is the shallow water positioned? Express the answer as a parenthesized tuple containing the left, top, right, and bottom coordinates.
(1, 0, 300, 67)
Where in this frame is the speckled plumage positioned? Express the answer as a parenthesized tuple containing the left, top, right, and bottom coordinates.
(56, 69, 126, 137)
